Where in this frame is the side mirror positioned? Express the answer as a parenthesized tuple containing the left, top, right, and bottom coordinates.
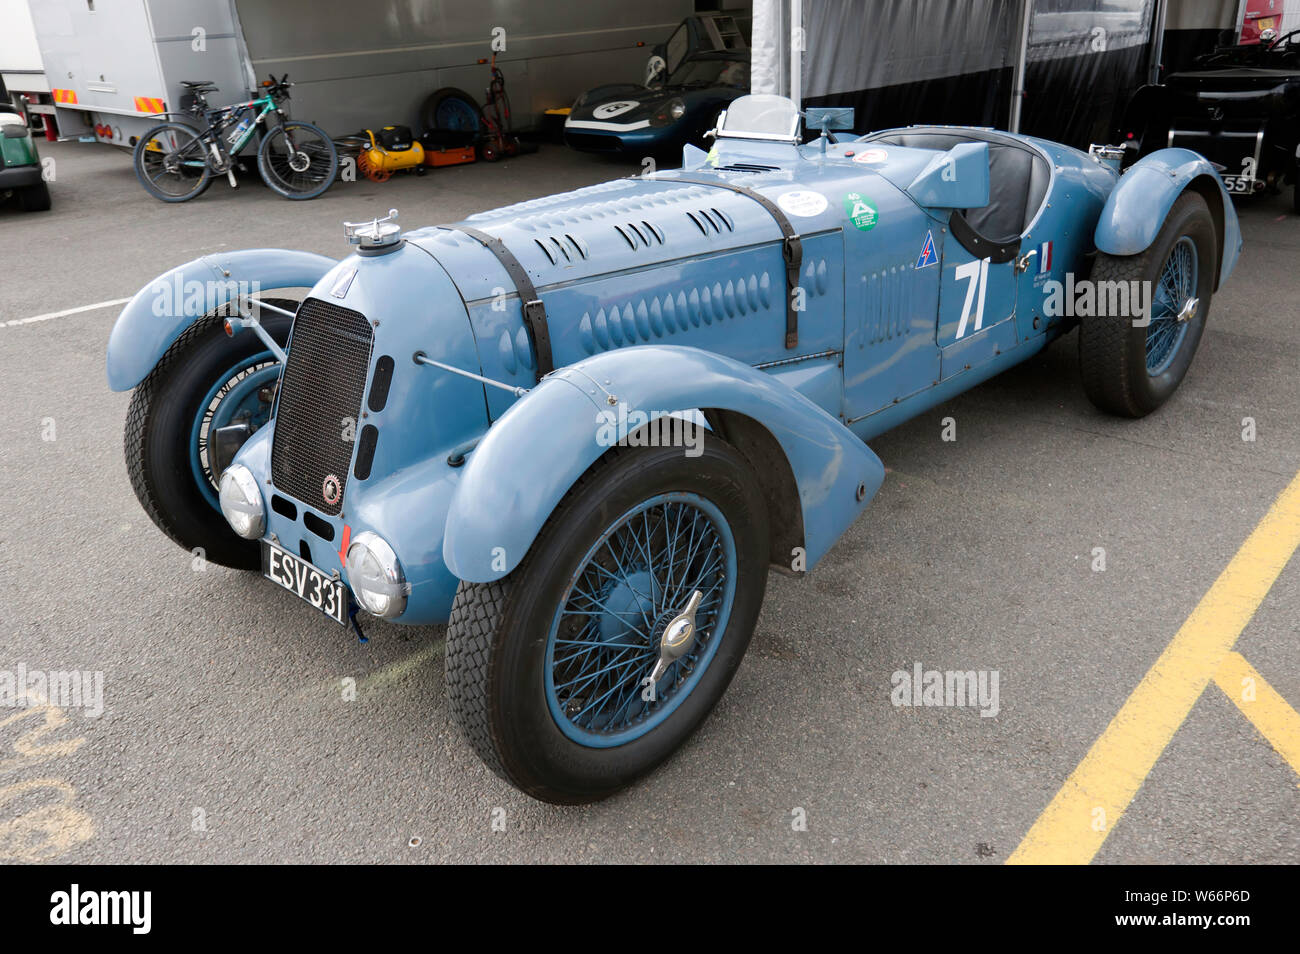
(805, 106, 855, 133)
(905, 141, 990, 210)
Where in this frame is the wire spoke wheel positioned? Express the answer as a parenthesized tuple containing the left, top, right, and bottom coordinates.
(124, 306, 293, 570)
(1078, 190, 1216, 417)
(257, 121, 338, 199)
(546, 493, 737, 746)
(445, 438, 770, 802)
(1145, 236, 1197, 376)
(188, 356, 281, 509)
(133, 122, 212, 201)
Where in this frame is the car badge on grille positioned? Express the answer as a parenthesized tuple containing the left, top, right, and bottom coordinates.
(322, 474, 342, 506)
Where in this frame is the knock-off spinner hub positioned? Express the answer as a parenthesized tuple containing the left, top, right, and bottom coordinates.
(647, 590, 703, 686)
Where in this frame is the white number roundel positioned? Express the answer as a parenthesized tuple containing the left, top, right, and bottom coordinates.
(592, 101, 640, 120)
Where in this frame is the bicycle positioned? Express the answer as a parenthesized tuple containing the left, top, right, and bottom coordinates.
(132, 74, 338, 203)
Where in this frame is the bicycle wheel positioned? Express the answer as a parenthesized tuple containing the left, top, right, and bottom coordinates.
(257, 121, 338, 199)
(133, 122, 212, 203)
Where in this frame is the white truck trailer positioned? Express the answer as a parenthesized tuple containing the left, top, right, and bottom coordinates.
(0, 0, 50, 132)
(10, 0, 701, 150)
(20, 0, 253, 149)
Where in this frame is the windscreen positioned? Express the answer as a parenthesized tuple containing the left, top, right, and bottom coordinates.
(720, 94, 799, 138)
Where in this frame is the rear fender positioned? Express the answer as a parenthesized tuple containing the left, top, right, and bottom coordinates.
(442, 346, 884, 582)
(105, 248, 337, 392)
(1094, 149, 1241, 289)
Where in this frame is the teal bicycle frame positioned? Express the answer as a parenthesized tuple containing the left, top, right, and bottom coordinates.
(164, 91, 282, 172)
(217, 93, 279, 155)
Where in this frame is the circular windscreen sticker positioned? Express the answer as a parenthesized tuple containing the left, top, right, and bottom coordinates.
(777, 190, 828, 217)
(844, 192, 879, 230)
(592, 101, 639, 120)
(853, 148, 889, 164)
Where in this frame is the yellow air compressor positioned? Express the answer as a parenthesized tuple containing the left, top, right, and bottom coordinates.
(357, 125, 425, 182)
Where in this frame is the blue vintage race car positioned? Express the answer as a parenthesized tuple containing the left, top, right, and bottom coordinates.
(108, 94, 1240, 803)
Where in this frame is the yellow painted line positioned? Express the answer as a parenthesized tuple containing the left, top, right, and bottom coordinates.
(1214, 651, 1300, 780)
(356, 643, 443, 693)
(294, 642, 444, 701)
(1008, 469, 1300, 865)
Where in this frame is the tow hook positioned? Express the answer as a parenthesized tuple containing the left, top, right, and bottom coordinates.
(349, 603, 368, 644)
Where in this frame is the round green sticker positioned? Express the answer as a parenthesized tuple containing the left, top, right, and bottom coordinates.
(844, 192, 878, 231)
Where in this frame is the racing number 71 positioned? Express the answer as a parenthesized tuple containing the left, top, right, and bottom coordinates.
(955, 258, 991, 340)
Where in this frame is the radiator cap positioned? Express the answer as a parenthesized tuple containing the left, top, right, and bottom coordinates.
(344, 208, 402, 254)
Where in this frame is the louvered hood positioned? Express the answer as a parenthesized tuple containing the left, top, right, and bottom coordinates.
(405, 171, 808, 293)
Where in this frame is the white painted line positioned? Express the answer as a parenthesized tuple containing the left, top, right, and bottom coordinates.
(2, 297, 132, 329)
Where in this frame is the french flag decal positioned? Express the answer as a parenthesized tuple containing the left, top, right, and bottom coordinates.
(1038, 241, 1053, 274)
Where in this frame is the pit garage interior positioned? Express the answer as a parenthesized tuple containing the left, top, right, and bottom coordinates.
(0, 0, 1297, 866)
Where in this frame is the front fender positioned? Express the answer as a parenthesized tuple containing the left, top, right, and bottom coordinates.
(105, 248, 336, 392)
(1094, 149, 1241, 289)
(443, 346, 884, 583)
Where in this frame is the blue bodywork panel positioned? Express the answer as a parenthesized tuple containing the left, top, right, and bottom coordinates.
(1095, 148, 1243, 289)
(905, 142, 991, 210)
(106, 248, 336, 391)
(232, 241, 487, 623)
(119, 114, 1241, 627)
(442, 346, 886, 582)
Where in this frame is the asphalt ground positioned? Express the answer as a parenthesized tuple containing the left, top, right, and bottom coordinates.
(1, 139, 1297, 864)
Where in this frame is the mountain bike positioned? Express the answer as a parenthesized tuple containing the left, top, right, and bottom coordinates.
(133, 74, 338, 202)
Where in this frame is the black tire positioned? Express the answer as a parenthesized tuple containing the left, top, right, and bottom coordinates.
(1079, 190, 1217, 417)
(445, 437, 770, 803)
(133, 121, 213, 203)
(124, 303, 294, 570)
(17, 179, 51, 212)
(419, 87, 483, 139)
(256, 121, 338, 199)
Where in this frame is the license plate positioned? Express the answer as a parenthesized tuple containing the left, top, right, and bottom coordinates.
(1222, 173, 1256, 195)
(262, 542, 348, 625)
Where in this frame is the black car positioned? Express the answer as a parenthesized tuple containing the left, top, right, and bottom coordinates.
(1123, 28, 1300, 212)
(564, 12, 750, 158)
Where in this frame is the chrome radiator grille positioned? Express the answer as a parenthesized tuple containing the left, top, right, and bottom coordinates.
(270, 298, 374, 515)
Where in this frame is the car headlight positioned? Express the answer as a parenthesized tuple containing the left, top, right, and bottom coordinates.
(218, 464, 265, 540)
(652, 98, 687, 127)
(346, 531, 409, 619)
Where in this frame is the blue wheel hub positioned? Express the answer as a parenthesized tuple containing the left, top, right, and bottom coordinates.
(596, 569, 660, 644)
(1145, 236, 1198, 376)
(545, 492, 738, 748)
(189, 352, 280, 510)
